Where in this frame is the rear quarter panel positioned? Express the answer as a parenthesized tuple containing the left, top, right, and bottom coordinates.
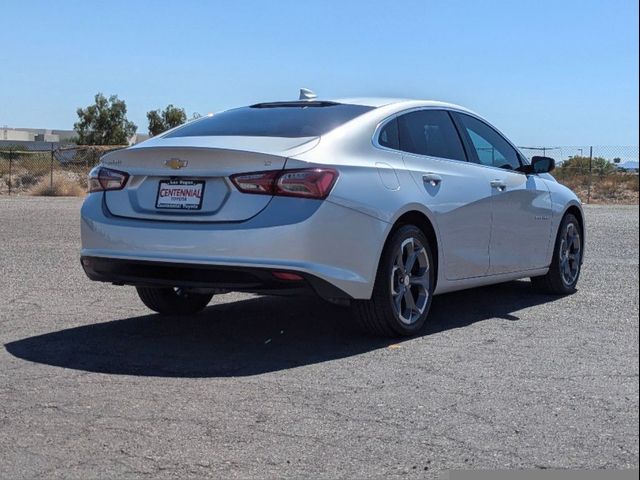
(285, 118, 446, 294)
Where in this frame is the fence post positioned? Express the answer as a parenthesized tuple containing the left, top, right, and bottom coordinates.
(8, 148, 12, 196)
(587, 147, 593, 203)
(50, 143, 54, 189)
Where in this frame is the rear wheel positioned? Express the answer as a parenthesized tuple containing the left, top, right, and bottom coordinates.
(531, 213, 583, 294)
(353, 225, 435, 337)
(136, 286, 213, 315)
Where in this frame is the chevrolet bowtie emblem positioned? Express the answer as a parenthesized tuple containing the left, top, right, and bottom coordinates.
(165, 158, 188, 169)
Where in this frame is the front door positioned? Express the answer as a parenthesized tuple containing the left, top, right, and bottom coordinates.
(452, 112, 553, 274)
(487, 171, 553, 273)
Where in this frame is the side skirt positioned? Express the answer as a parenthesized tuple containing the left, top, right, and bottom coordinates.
(433, 268, 550, 295)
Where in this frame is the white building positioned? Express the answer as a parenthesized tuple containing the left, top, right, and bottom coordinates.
(1, 127, 32, 142)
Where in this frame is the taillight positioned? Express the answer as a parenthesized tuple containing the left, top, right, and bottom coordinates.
(230, 170, 279, 195)
(88, 166, 129, 193)
(230, 168, 338, 199)
(272, 271, 304, 281)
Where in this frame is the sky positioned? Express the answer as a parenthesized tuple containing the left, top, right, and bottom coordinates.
(0, 0, 638, 146)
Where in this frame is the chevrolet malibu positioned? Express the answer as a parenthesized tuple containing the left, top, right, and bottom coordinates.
(81, 94, 584, 337)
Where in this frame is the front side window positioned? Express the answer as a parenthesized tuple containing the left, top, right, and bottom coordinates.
(165, 102, 374, 138)
(396, 110, 467, 161)
(455, 113, 521, 170)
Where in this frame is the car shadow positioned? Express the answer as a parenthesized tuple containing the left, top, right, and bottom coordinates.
(5, 281, 561, 378)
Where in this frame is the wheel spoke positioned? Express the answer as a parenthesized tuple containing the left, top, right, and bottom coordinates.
(565, 226, 573, 246)
(403, 240, 414, 265)
(393, 288, 404, 313)
(563, 261, 571, 279)
(566, 225, 580, 250)
(566, 224, 575, 238)
(393, 250, 404, 273)
(409, 271, 429, 289)
(571, 235, 581, 251)
(404, 247, 424, 274)
(391, 266, 401, 294)
(403, 288, 417, 314)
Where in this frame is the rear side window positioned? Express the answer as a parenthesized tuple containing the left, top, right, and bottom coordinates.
(455, 113, 521, 170)
(378, 117, 399, 149)
(164, 103, 374, 138)
(396, 110, 466, 161)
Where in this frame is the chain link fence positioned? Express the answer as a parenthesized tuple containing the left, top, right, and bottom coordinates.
(519, 146, 639, 204)
(0, 144, 126, 196)
(0, 143, 638, 203)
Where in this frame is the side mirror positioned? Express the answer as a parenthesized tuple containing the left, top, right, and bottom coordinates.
(529, 156, 555, 174)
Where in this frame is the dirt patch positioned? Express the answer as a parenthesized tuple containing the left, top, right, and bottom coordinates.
(557, 173, 639, 204)
(28, 171, 87, 197)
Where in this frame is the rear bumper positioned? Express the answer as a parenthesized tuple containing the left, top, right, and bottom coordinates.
(81, 256, 351, 300)
(80, 193, 389, 299)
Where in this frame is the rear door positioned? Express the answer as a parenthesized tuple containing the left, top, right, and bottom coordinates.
(452, 112, 553, 274)
(393, 109, 494, 279)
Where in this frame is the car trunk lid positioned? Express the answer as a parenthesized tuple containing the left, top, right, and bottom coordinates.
(102, 135, 319, 222)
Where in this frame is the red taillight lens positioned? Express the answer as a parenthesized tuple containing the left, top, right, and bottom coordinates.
(229, 170, 279, 195)
(88, 167, 129, 193)
(272, 271, 304, 281)
(230, 168, 338, 199)
(276, 169, 338, 198)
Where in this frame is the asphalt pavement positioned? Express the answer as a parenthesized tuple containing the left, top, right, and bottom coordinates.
(0, 197, 638, 479)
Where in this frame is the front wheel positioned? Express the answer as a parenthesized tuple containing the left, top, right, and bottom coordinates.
(352, 225, 435, 337)
(136, 286, 213, 315)
(531, 213, 583, 294)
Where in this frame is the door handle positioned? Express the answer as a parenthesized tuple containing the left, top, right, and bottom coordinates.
(490, 179, 507, 191)
(422, 173, 442, 187)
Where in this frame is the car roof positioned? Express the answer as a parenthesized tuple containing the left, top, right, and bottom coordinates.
(243, 97, 477, 116)
(332, 97, 475, 113)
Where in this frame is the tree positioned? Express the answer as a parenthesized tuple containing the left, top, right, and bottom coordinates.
(147, 104, 188, 136)
(558, 156, 616, 176)
(74, 93, 137, 145)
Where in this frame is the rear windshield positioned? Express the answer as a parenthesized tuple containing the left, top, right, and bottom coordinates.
(164, 103, 374, 138)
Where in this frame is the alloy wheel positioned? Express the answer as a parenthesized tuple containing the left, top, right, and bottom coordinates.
(559, 222, 581, 286)
(390, 237, 430, 325)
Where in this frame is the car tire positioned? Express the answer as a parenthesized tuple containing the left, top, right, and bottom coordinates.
(531, 213, 583, 295)
(353, 225, 435, 337)
(136, 286, 213, 315)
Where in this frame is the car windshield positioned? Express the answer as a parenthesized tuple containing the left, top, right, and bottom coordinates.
(164, 102, 374, 138)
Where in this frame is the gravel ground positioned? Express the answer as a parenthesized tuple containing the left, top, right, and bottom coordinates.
(0, 197, 638, 479)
